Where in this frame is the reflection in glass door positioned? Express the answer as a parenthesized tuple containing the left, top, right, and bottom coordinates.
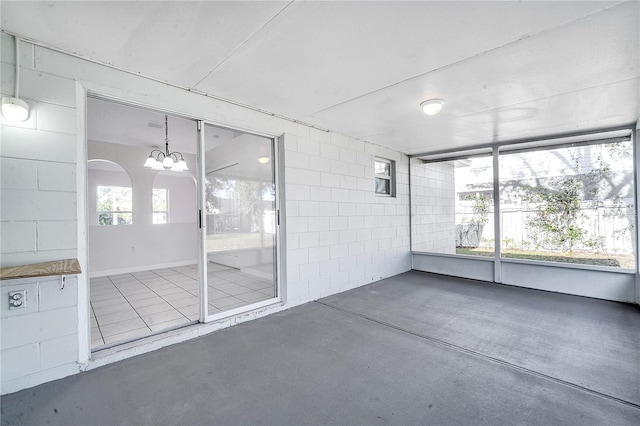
(200, 123, 277, 319)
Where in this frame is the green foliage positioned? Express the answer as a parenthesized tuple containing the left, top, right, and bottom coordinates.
(521, 173, 586, 252)
(520, 147, 623, 253)
(235, 180, 263, 217)
(97, 186, 114, 212)
(97, 186, 132, 225)
(205, 175, 274, 233)
(469, 193, 491, 227)
(98, 213, 113, 225)
(205, 176, 232, 214)
(502, 237, 517, 249)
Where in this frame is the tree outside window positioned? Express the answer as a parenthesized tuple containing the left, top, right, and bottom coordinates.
(97, 186, 132, 225)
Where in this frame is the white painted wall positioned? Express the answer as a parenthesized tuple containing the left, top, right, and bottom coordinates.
(0, 276, 79, 394)
(154, 173, 196, 224)
(410, 159, 456, 253)
(283, 131, 411, 303)
(0, 34, 411, 394)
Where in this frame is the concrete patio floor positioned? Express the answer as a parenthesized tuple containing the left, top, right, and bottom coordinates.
(1, 271, 639, 425)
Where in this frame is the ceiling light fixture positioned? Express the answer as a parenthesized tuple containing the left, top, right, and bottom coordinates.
(1, 37, 30, 122)
(143, 115, 188, 172)
(420, 99, 444, 116)
(258, 156, 270, 164)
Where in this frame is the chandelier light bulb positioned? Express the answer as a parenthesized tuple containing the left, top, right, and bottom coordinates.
(170, 160, 186, 172)
(176, 160, 188, 171)
(162, 156, 174, 168)
(144, 155, 156, 168)
(151, 160, 164, 171)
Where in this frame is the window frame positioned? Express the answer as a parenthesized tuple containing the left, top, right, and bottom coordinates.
(409, 128, 635, 272)
(374, 157, 396, 197)
(96, 185, 133, 226)
(152, 187, 169, 224)
(498, 140, 634, 267)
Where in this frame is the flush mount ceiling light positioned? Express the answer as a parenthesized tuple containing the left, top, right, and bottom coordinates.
(143, 115, 189, 172)
(258, 156, 270, 164)
(1, 37, 30, 122)
(420, 99, 444, 116)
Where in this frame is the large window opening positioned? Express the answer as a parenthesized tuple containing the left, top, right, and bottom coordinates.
(411, 153, 495, 255)
(410, 132, 635, 271)
(499, 140, 635, 268)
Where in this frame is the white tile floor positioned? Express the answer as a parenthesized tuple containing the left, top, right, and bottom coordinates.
(90, 263, 274, 349)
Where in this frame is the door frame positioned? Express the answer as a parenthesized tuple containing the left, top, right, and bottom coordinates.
(197, 120, 285, 323)
(81, 89, 286, 361)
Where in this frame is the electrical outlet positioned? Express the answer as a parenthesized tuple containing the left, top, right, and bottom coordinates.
(8, 290, 26, 310)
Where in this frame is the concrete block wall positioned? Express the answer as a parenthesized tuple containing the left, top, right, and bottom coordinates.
(410, 159, 456, 254)
(1, 37, 81, 394)
(284, 130, 411, 304)
(0, 33, 411, 393)
(1, 39, 78, 268)
(0, 276, 80, 394)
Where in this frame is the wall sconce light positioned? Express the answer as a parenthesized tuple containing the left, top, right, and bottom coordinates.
(2, 97, 29, 122)
(1, 37, 30, 123)
(420, 99, 444, 116)
(258, 156, 270, 164)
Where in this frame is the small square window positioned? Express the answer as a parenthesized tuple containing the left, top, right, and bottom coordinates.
(97, 185, 133, 225)
(375, 158, 395, 197)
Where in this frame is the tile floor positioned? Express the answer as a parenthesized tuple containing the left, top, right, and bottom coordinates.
(90, 263, 274, 349)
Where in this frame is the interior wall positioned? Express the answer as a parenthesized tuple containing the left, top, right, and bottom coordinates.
(0, 34, 411, 394)
(87, 141, 198, 276)
(154, 173, 196, 224)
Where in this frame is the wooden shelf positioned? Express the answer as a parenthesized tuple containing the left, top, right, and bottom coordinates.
(0, 259, 81, 281)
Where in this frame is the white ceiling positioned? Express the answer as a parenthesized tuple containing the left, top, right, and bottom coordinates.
(86, 96, 228, 154)
(2, 1, 639, 155)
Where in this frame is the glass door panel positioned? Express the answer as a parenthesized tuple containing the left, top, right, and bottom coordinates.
(88, 97, 201, 351)
(201, 123, 277, 319)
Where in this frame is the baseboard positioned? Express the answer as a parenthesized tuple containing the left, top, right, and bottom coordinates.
(89, 259, 198, 278)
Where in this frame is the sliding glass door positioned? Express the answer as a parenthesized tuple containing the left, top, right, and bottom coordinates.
(87, 96, 280, 350)
(199, 122, 278, 320)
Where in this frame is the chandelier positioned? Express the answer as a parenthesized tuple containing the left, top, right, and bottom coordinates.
(143, 115, 188, 172)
